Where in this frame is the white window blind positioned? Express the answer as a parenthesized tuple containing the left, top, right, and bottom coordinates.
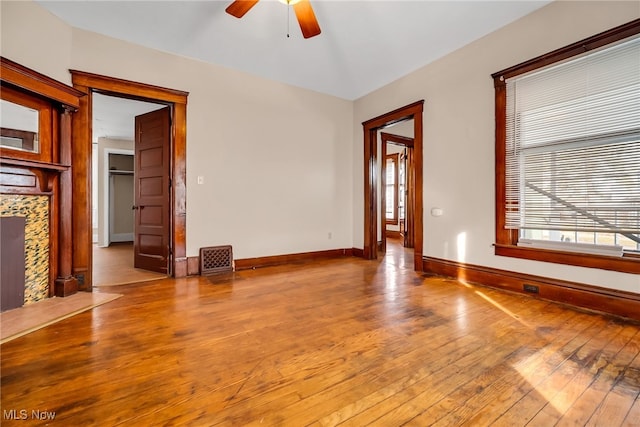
(504, 35, 640, 242)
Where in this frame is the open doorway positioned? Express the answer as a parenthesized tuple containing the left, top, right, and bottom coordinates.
(70, 71, 189, 291)
(91, 93, 167, 286)
(381, 128, 415, 251)
(362, 100, 424, 271)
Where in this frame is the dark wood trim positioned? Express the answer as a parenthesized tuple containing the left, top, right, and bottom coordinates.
(187, 256, 200, 276)
(70, 83, 92, 291)
(70, 71, 189, 289)
(380, 132, 414, 147)
(492, 19, 640, 81)
(386, 230, 402, 238)
(69, 70, 188, 104)
(423, 256, 640, 322)
(1, 57, 84, 109)
(495, 244, 640, 274)
(363, 126, 376, 260)
(405, 144, 415, 249)
(351, 247, 364, 258)
(0, 157, 68, 172)
(1, 59, 82, 299)
(54, 108, 78, 296)
(235, 249, 355, 271)
(362, 100, 424, 129)
(363, 102, 423, 270)
(492, 19, 640, 274)
(172, 102, 188, 278)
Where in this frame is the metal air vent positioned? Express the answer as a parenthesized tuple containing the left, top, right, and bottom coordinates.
(200, 245, 233, 275)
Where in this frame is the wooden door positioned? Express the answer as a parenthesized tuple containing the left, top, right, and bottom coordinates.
(134, 107, 170, 273)
(404, 147, 415, 248)
(379, 137, 387, 256)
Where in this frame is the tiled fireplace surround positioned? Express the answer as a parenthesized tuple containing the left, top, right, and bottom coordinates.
(1, 195, 50, 305)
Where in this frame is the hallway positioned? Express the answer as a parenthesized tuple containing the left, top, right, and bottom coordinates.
(92, 243, 166, 287)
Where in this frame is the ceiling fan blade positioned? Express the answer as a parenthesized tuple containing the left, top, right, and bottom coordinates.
(225, 0, 260, 18)
(293, 0, 321, 39)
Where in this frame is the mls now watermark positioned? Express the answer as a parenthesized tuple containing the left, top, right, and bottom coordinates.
(3, 409, 56, 421)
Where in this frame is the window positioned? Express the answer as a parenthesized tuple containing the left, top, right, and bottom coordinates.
(385, 154, 399, 224)
(493, 19, 640, 274)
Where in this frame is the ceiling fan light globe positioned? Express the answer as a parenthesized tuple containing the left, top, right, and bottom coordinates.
(278, 0, 302, 5)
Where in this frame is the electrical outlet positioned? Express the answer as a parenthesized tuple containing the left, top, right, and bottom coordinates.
(76, 274, 85, 286)
(523, 284, 539, 294)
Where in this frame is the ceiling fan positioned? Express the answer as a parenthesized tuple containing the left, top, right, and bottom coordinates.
(225, 0, 321, 39)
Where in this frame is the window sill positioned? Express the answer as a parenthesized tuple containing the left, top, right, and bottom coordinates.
(494, 244, 640, 274)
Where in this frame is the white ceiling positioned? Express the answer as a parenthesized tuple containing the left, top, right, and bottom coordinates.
(92, 93, 164, 141)
(37, 0, 551, 101)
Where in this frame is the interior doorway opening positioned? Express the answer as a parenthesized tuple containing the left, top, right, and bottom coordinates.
(381, 130, 415, 253)
(70, 71, 189, 291)
(362, 100, 424, 271)
(90, 93, 168, 285)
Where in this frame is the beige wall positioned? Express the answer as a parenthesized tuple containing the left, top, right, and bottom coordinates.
(2, 0, 638, 293)
(354, 1, 640, 293)
(1, 0, 354, 260)
(72, 30, 354, 259)
(0, 1, 72, 84)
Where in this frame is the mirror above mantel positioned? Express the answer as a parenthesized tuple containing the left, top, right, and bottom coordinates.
(1, 99, 39, 153)
(0, 83, 53, 163)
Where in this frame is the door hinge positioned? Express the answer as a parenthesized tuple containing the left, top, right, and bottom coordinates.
(169, 177, 172, 189)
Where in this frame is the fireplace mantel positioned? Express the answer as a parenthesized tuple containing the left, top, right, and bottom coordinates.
(1, 57, 84, 301)
(0, 157, 69, 194)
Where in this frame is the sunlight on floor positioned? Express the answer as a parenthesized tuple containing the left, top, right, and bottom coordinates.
(458, 279, 533, 329)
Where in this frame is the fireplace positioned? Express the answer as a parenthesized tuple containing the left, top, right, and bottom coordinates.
(1, 57, 84, 304)
(0, 195, 50, 306)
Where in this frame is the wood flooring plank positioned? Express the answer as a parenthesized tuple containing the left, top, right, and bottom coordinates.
(555, 326, 640, 427)
(529, 327, 640, 426)
(212, 284, 502, 425)
(413, 306, 598, 426)
(622, 395, 640, 427)
(453, 307, 595, 426)
(491, 318, 634, 426)
(1, 241, 638, 426)
(585, 337, 640, 427)
(336, 302, 561, 426)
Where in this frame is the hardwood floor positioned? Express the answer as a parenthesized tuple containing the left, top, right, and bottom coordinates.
(1, 239, 639, 426)
(93, 243, 166, 286)
(0, 292, 122, 343)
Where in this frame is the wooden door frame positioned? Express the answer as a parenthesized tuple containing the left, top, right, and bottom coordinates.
(362, 100, 424, 271)
(70, 71, 188, 290)
(380, 132, 415, 253)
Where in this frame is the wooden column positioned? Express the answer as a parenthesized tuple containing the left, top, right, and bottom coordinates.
(55, 107, 78, 296)
(71, 85, 92, 291)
